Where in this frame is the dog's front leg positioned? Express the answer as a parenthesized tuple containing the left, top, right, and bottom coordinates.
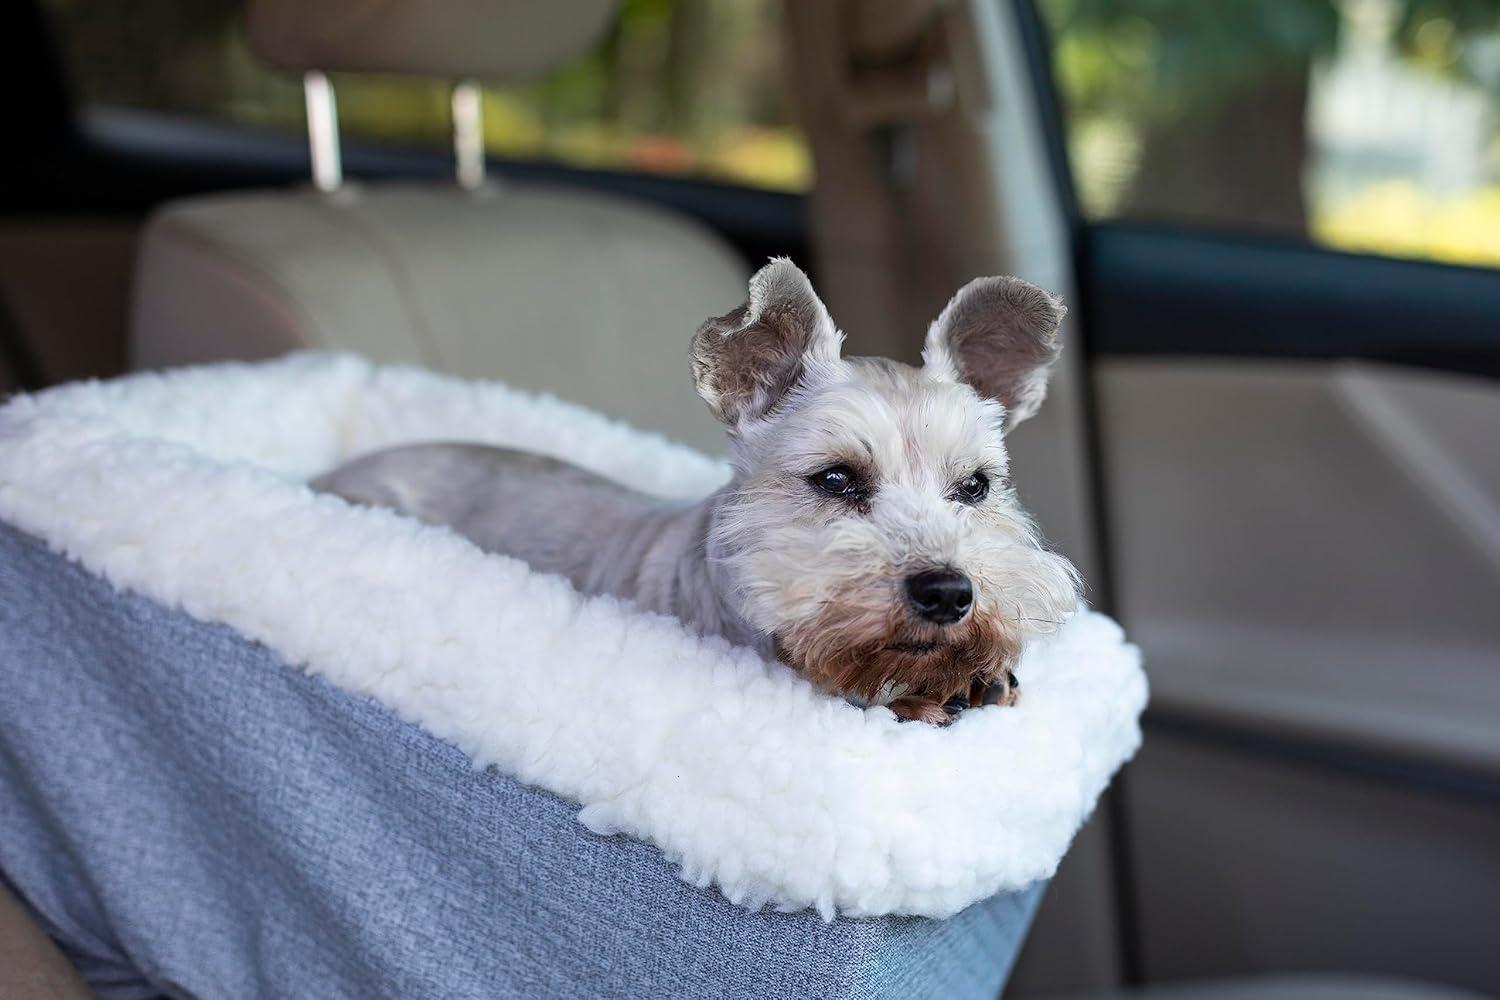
(886, 695, 954, 726)
(969, 671, 1020, 709)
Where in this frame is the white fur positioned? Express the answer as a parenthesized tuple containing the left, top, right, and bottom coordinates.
(0, 353, 1147, 919)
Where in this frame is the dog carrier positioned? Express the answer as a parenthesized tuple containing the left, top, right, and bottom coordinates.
(0, 354, 1145, 998)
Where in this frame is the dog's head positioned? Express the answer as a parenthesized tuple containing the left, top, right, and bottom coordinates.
(693, 258, 1079, 707)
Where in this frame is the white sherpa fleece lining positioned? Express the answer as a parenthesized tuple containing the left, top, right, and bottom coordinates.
(0, 353, 1147, 920)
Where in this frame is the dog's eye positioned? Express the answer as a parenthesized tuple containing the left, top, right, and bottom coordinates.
(953, 471, 990, 503)
(810, 466, 859, 497)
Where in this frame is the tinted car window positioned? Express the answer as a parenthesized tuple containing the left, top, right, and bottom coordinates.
(1038, 0, 1500, 268)
(42, 0, 811, 193)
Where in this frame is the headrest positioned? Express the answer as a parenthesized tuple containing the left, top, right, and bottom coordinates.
(245, 0, 618, 82)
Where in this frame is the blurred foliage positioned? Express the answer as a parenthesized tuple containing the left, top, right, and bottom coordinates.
(1043, 0, 1498, 117)
(1039, 0, 1500, 268)
(1315, 181, 1500, 265)
(1394, 0, 1500, 71)
(42, 0, 811, 192)
(1043, 0, 1340, 116)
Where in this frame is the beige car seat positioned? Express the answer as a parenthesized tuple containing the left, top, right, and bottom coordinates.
(129, 0, 748, 454)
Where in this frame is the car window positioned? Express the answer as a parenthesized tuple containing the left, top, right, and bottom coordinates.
(1037, 0, 1500, 268)
(41, 0, 811, 193)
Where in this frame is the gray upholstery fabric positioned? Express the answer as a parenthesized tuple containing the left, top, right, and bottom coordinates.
(0, 521, 1043, 999)
(129, 183, 748, 454)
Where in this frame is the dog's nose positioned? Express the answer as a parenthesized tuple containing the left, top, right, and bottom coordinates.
(905, 570, 973, 624)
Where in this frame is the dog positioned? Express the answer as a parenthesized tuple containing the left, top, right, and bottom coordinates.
(313, 259, 1079, 724)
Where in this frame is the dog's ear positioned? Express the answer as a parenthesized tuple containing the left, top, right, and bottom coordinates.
(923, 276, 1066, 431)
(691, 258, 843, 425)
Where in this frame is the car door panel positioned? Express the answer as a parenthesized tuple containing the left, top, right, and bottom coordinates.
(1131, 732, 1500, 994)
(1085, 241, 1500, 992)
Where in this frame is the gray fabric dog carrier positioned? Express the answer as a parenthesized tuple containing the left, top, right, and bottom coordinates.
(0, 355, 1146, 998)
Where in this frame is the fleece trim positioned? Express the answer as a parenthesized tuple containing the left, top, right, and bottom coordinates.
(0, 353, 1146, 919)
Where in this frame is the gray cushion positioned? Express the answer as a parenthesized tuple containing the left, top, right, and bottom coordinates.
(0, 522, 1042, 999)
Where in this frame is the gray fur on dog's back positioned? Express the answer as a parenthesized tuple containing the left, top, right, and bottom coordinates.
(313, 444, 745, 643)
(314, 444, 649, 582)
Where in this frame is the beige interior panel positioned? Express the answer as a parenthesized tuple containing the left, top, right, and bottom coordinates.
(1097, 359, 1500, 778)
(1129, 732, 1500, 995)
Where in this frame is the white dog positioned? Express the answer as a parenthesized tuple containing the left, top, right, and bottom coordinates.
(315, 259, 1079, 724)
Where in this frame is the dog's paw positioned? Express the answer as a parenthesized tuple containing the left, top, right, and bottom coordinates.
(967, 671, 1020, 709)
(887, 695, 952, 726)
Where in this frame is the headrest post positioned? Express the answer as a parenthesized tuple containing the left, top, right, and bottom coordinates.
(451, 80, 486, 191)
(303, 70, 343, 193)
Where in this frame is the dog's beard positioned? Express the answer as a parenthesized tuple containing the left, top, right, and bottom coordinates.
(773, 601, 1022, 705)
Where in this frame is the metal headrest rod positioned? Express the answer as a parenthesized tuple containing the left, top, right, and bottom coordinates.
(451, 79, 486, 190)
(302, 71, 484, 192)
(303, 70, 343, 193)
